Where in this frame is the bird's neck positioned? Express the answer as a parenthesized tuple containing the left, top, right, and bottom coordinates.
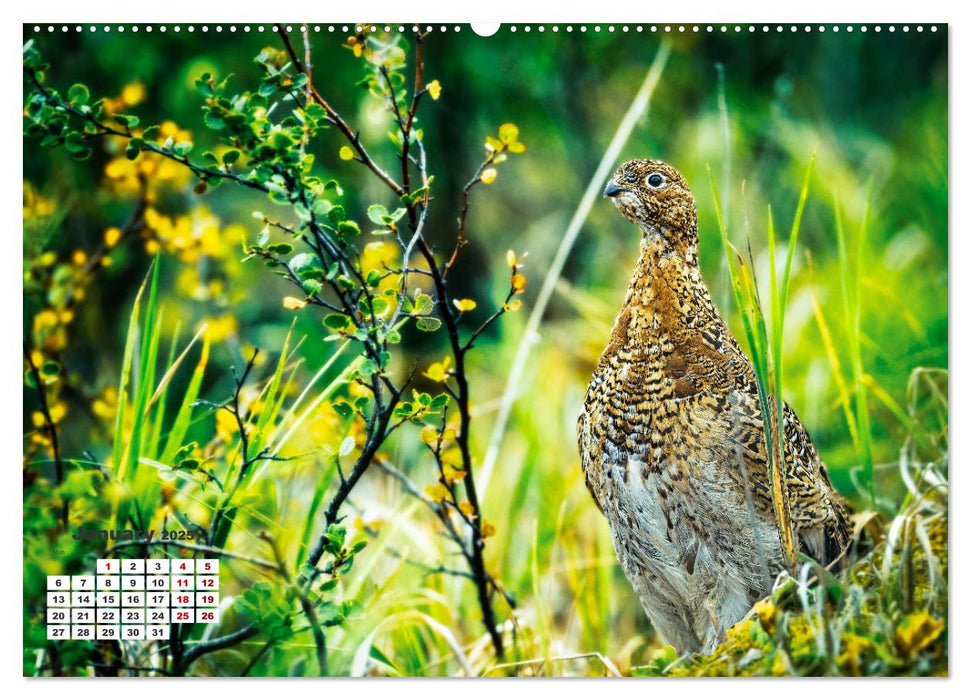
(625, 232, 701, 304)
(616, 231, 718, 338)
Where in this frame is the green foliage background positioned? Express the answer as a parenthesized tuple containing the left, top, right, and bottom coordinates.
(23, 24, 947, 676)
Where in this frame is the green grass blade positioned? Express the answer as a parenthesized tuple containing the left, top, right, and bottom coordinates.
(148, 320, 181, 459)
(160, 333, 210, 464)
(779, 155, 815, 316)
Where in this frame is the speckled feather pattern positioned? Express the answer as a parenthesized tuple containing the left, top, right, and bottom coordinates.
(578, 159, 851, 653)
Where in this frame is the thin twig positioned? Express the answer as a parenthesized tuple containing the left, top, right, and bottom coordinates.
(24, 342, 67, 523)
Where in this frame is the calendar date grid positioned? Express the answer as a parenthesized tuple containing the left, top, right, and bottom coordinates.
(46, 558, 221, 641)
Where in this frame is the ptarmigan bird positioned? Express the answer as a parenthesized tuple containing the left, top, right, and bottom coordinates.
(577, 158, 851, 654)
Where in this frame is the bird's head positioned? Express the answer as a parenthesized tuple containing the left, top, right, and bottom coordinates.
(603, 159, 698, 248)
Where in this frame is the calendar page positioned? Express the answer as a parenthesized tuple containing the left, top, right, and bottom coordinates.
(22, 14, 949, 679)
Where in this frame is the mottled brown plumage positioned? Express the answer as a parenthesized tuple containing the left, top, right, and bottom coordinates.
(577, 159, 851, 653)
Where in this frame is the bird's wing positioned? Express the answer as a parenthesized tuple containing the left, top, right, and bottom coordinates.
(779, 401, 853, 565)
(715, 386, 853, 568)
(576, 408, 605, 514)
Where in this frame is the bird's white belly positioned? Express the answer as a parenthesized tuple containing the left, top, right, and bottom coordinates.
(600, 454, 760, 652)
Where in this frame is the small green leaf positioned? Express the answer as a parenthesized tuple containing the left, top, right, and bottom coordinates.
(322, 313, 349, 330)
(114, 114, 140, 129)
(67, 83, 89, 106)
(367, 204, 389, 225)
(415, 317, 441, 332)
(332, 401, 353, 418)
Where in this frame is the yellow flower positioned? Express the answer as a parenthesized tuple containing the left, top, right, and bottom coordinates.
(339, 146, 355, 161)
(503, 299, 523, 312)
(426, 79, 442, 100)
(453, 298, 477, 312)
(71, 250, 87, 267)
(480, 168, 498, 184)
(458, 501, 476, 518)
(283, 296, 307, 310)
(425, 482, 450, 503)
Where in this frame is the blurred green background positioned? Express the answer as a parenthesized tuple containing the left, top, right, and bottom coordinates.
(23, 25, 947, 675)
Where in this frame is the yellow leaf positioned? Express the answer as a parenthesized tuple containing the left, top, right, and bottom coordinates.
(480, 168, 498, 184)
(426, 79, 442, 100)
(440, 445, 462, 467)
(511, 273, 527, 293)
(425, 482, 450, 503)
(453, 298, 477, 312)
(895, 612, 944, 658)
(282, 296, 307, 310)
(507, 141, 526, 154)
(506, 250, 517, 268)
(423, 356, 451, 382)
(753, 599, 776, 633)
(498, 123, 519, 144)
(121, 81, 146, 106)
(480, 519, 496, 538)
(484, 136, 503, 153)
(441, 428, 457, 443)
(104, 227, 122, 247)
(420, 425, 439, 445)
(443, 465, 467, 485)
(339, 146, 355, 161)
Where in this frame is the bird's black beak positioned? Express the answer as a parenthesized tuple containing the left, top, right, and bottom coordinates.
(603, 181, 626, 198)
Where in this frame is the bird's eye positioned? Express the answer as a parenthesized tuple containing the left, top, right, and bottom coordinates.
(647, 173, 664, 188)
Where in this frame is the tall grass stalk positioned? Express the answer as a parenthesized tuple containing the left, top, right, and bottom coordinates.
(707, 156, 815, 571)
(834, 193, 876, 505)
